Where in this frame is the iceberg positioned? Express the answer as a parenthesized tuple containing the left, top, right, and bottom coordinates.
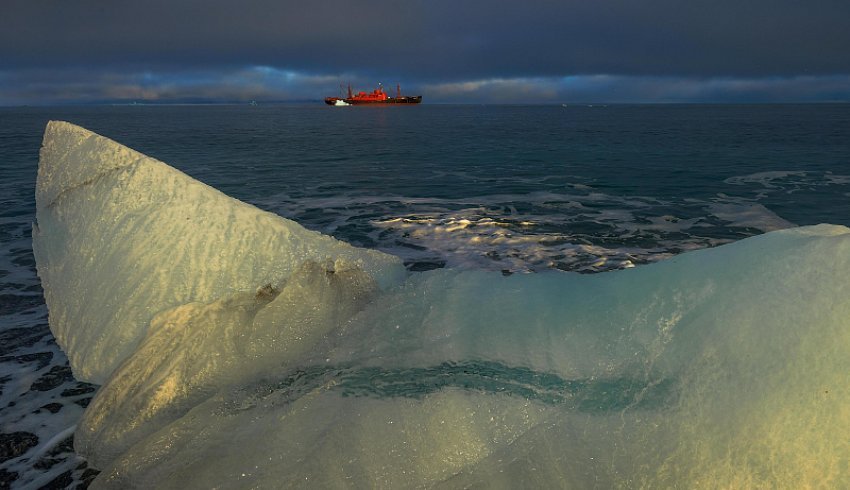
(34, 122, 850, 488)
(33, 122, 405, 383)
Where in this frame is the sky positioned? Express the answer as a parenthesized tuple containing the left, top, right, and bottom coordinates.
(2, 0, 850, 105)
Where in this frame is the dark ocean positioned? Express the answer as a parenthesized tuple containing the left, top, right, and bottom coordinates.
(1, 103, 849, 488)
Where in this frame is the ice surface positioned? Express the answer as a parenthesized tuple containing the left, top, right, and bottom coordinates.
(34, 123, 850, 488)
(33, 121, 405, 383)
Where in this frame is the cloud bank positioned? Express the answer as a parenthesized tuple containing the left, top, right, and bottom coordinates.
(3, 67, 849, 106)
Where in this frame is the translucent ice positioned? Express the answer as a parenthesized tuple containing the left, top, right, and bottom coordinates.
(34, 123, 850, 488)
(33, 121, 405, 383)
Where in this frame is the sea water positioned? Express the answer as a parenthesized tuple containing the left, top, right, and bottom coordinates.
(1, 104, 850, 488)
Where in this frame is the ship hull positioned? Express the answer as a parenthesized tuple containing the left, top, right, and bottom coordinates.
(345, 96, 422, 105)
(326, 85, 422, 105)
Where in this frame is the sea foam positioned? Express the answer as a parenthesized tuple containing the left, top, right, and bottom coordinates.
(33, 122, 850, 488)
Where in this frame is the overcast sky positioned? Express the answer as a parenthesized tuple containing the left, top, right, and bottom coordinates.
(3, 0, 850, 104)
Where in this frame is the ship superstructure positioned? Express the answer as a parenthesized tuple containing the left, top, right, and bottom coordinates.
(325, 84, 422, 105)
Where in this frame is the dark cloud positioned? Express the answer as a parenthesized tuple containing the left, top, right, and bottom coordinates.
(1, 0, 424, 75)
(4, 0, 850, 78)
(2, 0, 849, 103)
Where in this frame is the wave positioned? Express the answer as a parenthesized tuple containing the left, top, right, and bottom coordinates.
(252, 187, 797, 274)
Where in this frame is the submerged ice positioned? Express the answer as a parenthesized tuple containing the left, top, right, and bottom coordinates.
(33, 122, 850, 488)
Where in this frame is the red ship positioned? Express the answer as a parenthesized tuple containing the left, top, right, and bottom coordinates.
(325, 84, 422, 105)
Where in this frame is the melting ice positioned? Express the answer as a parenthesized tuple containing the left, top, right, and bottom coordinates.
(33, 122, 850, 488)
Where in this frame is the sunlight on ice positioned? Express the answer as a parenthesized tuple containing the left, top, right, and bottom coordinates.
(32, 122, 850, 488)
(32, 121, 404, 383)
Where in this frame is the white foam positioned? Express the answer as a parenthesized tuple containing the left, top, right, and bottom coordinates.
(371, 214, 646, 271)
(724, 170, 808, 187)
(254, 186, 800, 273)
(726, 169, 850, 193)
(709, 201, 796, 230)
